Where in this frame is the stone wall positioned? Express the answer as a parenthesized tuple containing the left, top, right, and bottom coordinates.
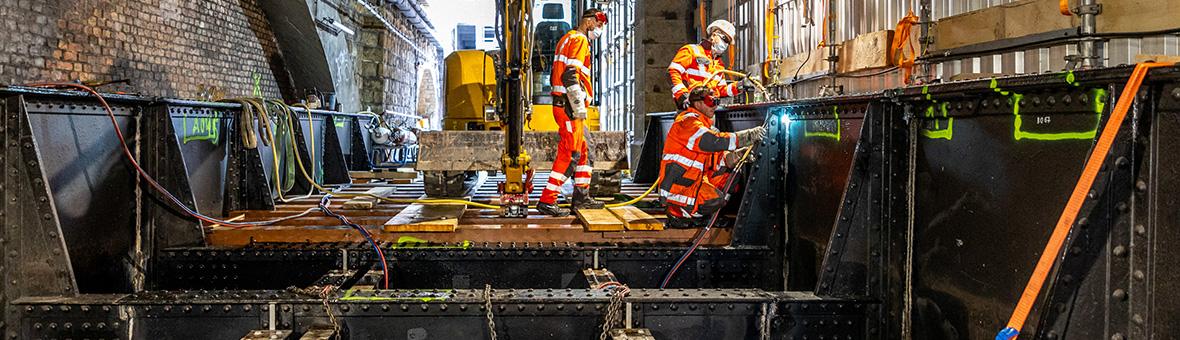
(359, 6, 441, 120)
(0, 0, 290, 99)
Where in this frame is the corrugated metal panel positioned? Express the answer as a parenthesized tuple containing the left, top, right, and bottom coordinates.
(596, 0, 637, 132)
(747, 0, 1180, 97)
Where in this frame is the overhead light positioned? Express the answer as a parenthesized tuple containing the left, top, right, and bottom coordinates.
(315, 17, 354, 36)
(331, 20, 355, 36)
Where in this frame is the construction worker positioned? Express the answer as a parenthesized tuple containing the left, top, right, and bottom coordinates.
(667, 19, 742, 110)
(660, 86, 765, 228)
(537, 8, 608, 217)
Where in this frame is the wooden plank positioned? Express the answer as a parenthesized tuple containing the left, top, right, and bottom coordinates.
(1099, 0, 1180, 34)
(839, 30, 896, 73)
(609, 206, 663, 231)
(932, 0, 1076, 51)
(575, 208, 625, 232)
(383, 203, 466, 232)
(349, 170, 418, 180)
(342, 187, 398, 210)
(1135, 54, 1180, 64)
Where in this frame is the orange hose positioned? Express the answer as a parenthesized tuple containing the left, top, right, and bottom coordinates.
(998, 62, 1174, 339)
(1059, 0, 1072, 16)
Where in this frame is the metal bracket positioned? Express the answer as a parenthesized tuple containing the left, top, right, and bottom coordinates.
(1074, 4, 1102, 15)
(319, 116, 351, 185)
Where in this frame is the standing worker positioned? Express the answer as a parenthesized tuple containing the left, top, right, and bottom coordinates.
(660, 87, 765, 228)
(537, 8, 609, 217)
(667, 19, 743, 110)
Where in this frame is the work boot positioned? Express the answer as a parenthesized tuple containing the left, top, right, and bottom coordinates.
(537, 202, 569, 217)
(571, 186, 605, 210)
(665, 217, 699, 229)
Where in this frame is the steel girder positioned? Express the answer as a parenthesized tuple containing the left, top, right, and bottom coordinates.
(15, 289, 872, 340)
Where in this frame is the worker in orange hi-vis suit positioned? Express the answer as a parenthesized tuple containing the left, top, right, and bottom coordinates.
(660, 87, 765, 228)
(537, 8, 608, 217)
(667, 19, 743, 110)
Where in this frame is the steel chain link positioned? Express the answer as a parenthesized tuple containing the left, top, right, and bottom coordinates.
(484, 284, 498, 340)
(599, 287, 629, 340)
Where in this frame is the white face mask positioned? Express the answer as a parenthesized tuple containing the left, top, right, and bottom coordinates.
(588, 27, 604, 40)
(711, 34, 729, 54)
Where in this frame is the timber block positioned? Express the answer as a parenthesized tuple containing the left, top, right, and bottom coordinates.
(384, 203, 466, 233)
(608, 206, 663, 231)
(576, 208, 625, 232)
(342, 187, 397, 210)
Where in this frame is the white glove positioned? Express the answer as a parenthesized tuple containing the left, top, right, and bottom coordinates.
(566, 84, 589, 119)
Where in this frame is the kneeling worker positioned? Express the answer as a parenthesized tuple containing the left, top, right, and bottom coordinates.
(659, 87, 765, 228)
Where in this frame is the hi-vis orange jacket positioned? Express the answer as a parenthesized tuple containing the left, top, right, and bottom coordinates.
(659, 107, 737, 218)
(667, 44, 739, 102)
(551, 30, 594, 101)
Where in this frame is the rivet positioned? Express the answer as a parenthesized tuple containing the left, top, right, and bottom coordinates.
(1112, 289, 1127, 301)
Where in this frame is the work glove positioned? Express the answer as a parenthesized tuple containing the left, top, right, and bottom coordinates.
(676, 94, 690, 111)
(724, 146, 751, 168)
(565, 84, 589, 119)
(734, 126, 767, 148)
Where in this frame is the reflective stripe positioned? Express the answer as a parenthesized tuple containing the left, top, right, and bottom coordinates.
(552, 85, 566, 93)
(671, 83, 687, 94)
(545, 183, 562, 191)
(558, 56, 592, 75)
(574, 177, 591, 185)
(548, 172, 568, 183)
(660, 189, 697, 206)
(683, 68, 710, 79)
(688, 45, 705, 56)
(663, 153, 704, 171)
(683, 112, 699, 118)
(728, 135, 737, 150)
(685, 127, 709, 151)
(575, 165, 593, 173)
(564, 121, 573, 133)
(668, 62, 686, 73)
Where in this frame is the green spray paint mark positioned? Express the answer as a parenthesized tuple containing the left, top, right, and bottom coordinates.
(388, 236, 473, 249)
(334, 116, 347, 128)
(919, 85, 954, 140)
(340, 288, 454, 302)
(1064, 71, 1081, 87)
(181, 115, 222, 144)
(803, 106, 841, 141)
(921, 102, 954, 140)
(252, 73, 263, 98)
(992, 78, 1105, 141)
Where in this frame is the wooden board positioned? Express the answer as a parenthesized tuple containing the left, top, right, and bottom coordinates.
(1099, 0, 1180, 34)
(839, 30, 896, 73)
(342, 187, 397, 210)
(383, 203, 466, 232)
(349, 170, 418, 180)
(932, 0, 1077, 51)
(608, 206, 663, 231)
(575, 208, 625, 232)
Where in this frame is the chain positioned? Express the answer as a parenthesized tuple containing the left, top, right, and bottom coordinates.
(286, 285, 340, 340)
(758, 302, 778, 340)
(484, 284, 498, 340)
(599, 286, 629, 340)
(132, 110, 145, 291)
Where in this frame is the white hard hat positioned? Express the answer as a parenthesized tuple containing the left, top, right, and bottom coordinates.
(707, 20, 736, 40)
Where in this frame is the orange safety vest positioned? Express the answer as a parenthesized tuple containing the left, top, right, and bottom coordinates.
(667, 44, 739, 101)
(659, 107, 737, 217)
(551, 30, 594, 100)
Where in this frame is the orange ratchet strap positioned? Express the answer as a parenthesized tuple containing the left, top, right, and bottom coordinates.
(996, 62, 1175, 340)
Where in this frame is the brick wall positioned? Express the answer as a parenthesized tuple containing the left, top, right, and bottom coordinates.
(0, 0, 290, 99)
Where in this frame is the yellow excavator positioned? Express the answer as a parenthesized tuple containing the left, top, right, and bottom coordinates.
(423, 0, 624, 217)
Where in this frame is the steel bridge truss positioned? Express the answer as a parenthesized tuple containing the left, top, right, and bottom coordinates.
(2, 65, 1179, 339)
